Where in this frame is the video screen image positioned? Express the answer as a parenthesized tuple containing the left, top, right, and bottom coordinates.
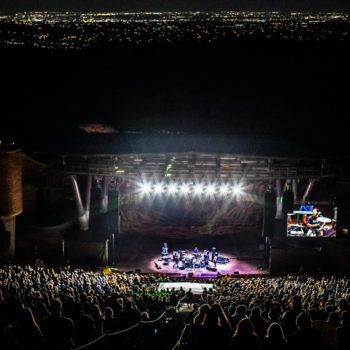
(287, 205, 337, 238)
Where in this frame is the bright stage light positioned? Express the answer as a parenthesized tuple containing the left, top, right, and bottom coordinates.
(193, 184, 203, 195)
(140, 183, 152, 194)
(154, 183, 164, 194)
(179, 183, 190, 195)
(139, 180, 244, 198)
(232, 184, 243, 196)
(219, 185, 229, 195)
(206, 184, 216, 195)
(168, 184, 177, 194)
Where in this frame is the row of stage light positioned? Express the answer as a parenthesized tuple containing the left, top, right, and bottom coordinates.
(138, 182, 245, 197)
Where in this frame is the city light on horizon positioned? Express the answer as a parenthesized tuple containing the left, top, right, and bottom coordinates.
(1, 10, 349, 50)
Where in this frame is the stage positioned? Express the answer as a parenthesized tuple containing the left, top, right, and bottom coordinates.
(113, 232, 268, 276)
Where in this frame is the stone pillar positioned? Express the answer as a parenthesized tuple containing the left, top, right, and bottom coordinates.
(0, 147, 23, 260)
(302, 179, 316, 203)
(70, 175, 88, 231)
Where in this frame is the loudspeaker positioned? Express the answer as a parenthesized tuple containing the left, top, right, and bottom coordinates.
(282, 190, 294, 213)
(263, 188, 276, 237)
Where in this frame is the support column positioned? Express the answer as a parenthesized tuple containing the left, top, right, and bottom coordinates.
(101, 177, 109, 213)
(292, 179, 298, 202)
(116, 188, 121, 235)
(105, 239, 109, 265)
(275, 179, 283, 219)
(284, 179, 291, 191)
(85, 175, 92, 222)
(302, 179, 316, 203)
(70, 175, 88, 231)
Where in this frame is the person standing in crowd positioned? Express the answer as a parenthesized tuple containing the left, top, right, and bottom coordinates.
(186, 288, 193, 306)
(194, 307, 230, 350)
(14, 307, 44, 350)
(231, 318, 259, 350)
(230, 304, 247, 331)
(282, 295, 303, 340)
(102, 307, 119, 334)
(42, 299, 75, 350)
(122, 299, 141, 328)
(90, 304, 104, 337)
(311, 308, 338, 350)
(187, 303, 199, 325)
(290, 312, 322, 349)
(250, 306, 267, 340)
(72, 301, 96, 346)
(262, 322, 288, 350)
(337, 311, 350, 350)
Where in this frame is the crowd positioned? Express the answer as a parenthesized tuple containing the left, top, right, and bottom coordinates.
(1, 266, 350, 350)
(0, 265, 184, 349)
(186, 275, 350, 350)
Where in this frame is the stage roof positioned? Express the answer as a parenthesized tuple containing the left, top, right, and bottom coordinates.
(25, 131, 349, 158)
(24, 132, 350, 180)
(45, 151, 346, 180)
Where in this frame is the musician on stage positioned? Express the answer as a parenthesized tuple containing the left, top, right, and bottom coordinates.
(213, 254, 217, 268)
(193, 247, 199, 260)
(306, 208, 323, 237)
(173, 252, 179, 268)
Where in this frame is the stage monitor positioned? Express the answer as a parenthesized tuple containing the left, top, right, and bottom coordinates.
(287, 205, 337, 238)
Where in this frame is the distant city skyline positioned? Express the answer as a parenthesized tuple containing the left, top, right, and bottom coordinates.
(1, 0, 350, 14)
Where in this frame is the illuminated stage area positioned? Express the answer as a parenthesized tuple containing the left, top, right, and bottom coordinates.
(113, 233, 267, 276)
(150, 250, 264, 276)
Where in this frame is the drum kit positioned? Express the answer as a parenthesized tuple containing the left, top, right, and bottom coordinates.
(288, 216, 332, 237)
(317, 217, 332, 224)
(159, 245, 229, 270)
(288, 224, 305, 236)
(174, 250, 208, 269)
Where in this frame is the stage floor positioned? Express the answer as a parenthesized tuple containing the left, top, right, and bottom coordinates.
(113, 233, 268, 276)
(151, 250, 264, 276)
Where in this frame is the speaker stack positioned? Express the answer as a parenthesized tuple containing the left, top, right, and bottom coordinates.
(282, 189, 294, 214)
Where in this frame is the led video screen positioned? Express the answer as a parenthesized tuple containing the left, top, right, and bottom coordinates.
(287, 205, 337, 238)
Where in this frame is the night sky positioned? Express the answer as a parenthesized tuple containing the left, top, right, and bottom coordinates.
(1, 0, 350, 13)
(1, 38, 349, 156)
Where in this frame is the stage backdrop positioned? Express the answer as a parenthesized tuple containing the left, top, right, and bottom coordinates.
(119, 182, 265, 238)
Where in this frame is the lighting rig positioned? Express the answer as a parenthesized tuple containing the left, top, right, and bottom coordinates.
(138, 181, 245, 198)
